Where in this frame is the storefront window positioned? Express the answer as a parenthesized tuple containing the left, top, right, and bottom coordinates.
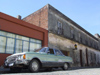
(30, 43, 36, 52)
(16, 40, 22, 53)
(23, 41, 29, 52)
(7, 33, 15, 38)
(0, 36, 6, 53)
(30, 39, 41, 44)
(36, 40, 42, 44)
(6, 38, 15, 53)
(22, 36, 29, 41)
(0, 31, 7, 36)
(0, 30, 42, 54)
(29, 42, 41, 52)
(36, 44, 41, 49)
(30, 38, 36, 42)
(16, 35, 29, 41)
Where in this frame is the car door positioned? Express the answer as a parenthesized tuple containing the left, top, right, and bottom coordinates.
(54, 49, 65, 66)
(43, 48, 58, 67)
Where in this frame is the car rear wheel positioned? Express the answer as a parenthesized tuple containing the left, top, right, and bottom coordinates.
(29, 59, 40, 72)
(62, 63, 69, 70)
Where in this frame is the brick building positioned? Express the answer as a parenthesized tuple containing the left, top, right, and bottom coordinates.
(0, 12, 48, 66)
(23, 4, 100, 67)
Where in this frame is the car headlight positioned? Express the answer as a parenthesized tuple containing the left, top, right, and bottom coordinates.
(17, 54, 26, 60)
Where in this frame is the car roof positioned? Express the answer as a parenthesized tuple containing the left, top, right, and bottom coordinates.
(43, 47, 59, 50)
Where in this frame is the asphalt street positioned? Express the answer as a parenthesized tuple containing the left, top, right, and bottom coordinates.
(0, 67, 100, 75)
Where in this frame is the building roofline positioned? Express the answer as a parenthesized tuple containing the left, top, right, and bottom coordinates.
(23, 4, 98, 41)
(47, 4, 98, 41)
(0, 12, 48, 33)
(23, 4, 49, 20)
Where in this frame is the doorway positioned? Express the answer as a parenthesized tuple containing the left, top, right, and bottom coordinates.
(86, 48, 89, 66)
(80, 50, 83, 67)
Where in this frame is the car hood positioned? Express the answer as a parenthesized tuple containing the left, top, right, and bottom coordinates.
(7, 52, 26, 59)
(6, 52, 47, 59)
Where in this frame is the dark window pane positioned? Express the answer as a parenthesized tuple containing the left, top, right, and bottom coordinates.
(49, 49, 54, 54)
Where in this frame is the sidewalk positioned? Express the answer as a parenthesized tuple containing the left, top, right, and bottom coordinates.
(70, 66, 100, 70)
(0, 66, 99, 73)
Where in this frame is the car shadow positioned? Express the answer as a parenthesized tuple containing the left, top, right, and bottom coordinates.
(1, 68, 69, 74)
(1, 67, 99, 74)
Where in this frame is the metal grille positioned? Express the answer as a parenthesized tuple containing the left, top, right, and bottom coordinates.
(6, 56, 17, 63)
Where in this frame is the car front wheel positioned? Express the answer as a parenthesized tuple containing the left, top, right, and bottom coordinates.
(29, 59, 40, 72)
(62, 63, 69, 70)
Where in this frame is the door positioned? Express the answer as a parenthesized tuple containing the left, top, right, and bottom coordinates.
(54, 49, 65, 67)
(45, 48, 58, 67)
(80, 50, 83, 67)
(86, 48, 89, 66)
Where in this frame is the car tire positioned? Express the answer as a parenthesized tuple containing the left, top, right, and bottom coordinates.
(62, 63, 69, 70)
(29, 59, 40, 72)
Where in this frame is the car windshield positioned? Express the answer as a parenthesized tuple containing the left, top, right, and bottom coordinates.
(34, 47, 47, 53)
(55, 49, 65, 56)
(34, 48, 42, 52)
(39, 48, 47, 53)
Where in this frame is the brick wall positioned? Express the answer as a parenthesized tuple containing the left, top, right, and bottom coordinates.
(23, 5, 48, 30)
(0, 54, 11, 66)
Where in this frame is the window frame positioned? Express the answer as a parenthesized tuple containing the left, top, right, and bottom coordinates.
(0, 30, 42, 54)
(57, 21, 63, 35)
(54, 49, 64, 56)
(46, 48, 55, 55)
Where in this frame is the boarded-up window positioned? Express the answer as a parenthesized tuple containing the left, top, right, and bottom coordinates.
(71, 29, 74, 39)
(57, 21, 62, 35)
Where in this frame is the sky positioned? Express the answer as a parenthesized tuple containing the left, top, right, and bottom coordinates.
(0, 0, 100, 35)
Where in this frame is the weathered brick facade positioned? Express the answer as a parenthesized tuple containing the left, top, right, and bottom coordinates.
(23, 5, 48, 30)
(23, 4, 100, 67)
